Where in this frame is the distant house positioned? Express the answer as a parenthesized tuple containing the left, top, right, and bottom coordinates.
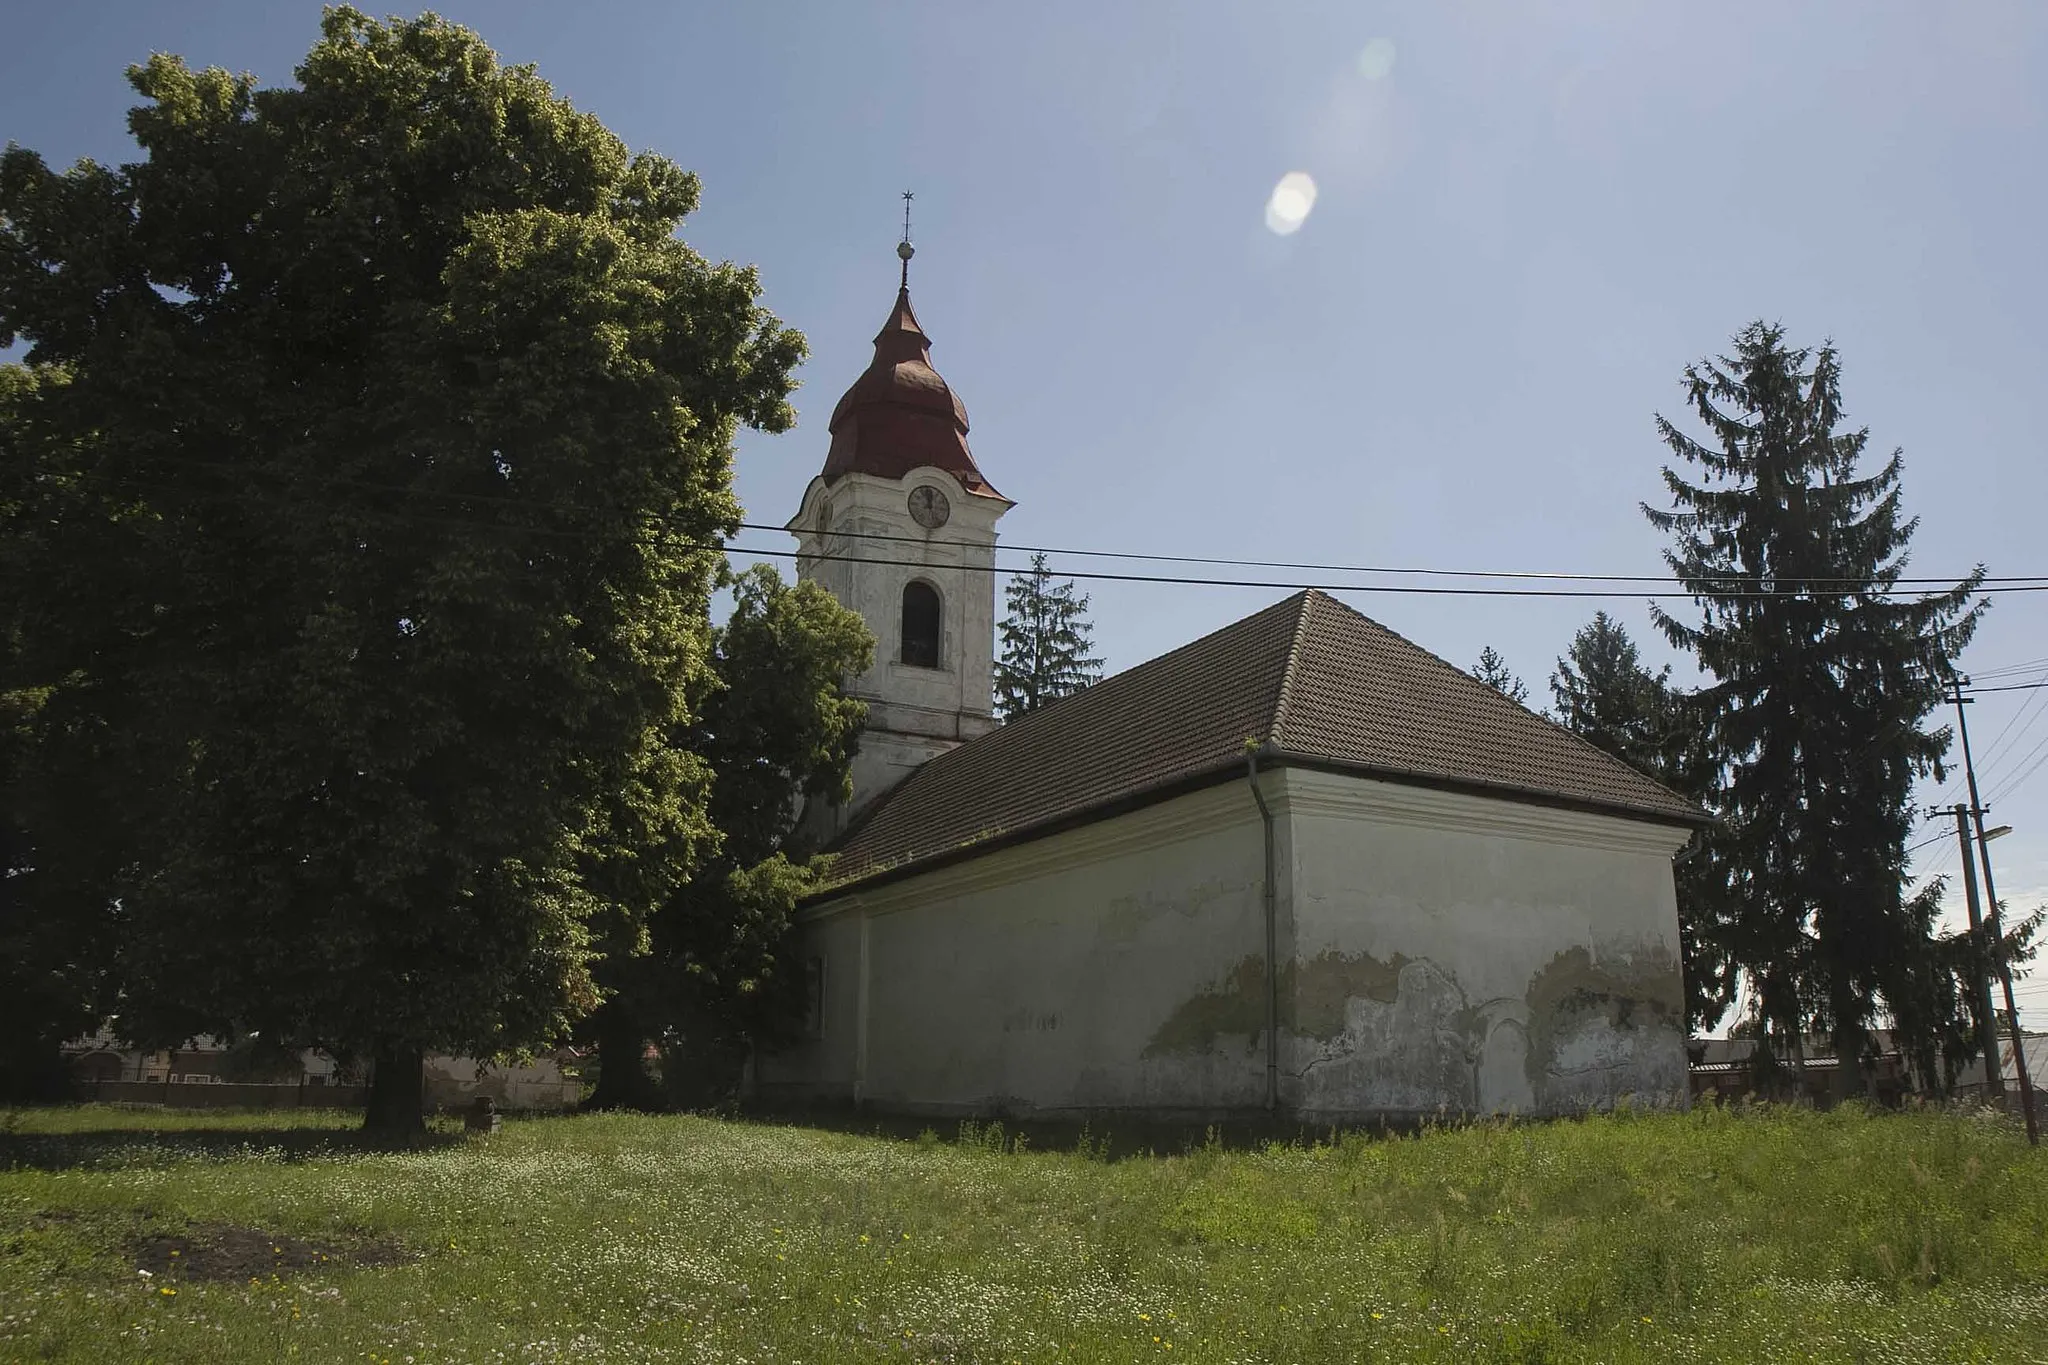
(1688, 1034, 1918, 1106)
(1689, 1030, 2047, 1108)
(61, 1033, 581, 1110)
(2000, 1033, 2048, 1093)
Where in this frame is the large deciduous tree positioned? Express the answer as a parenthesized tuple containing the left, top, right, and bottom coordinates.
(1644, 323, 1983, 1098)
(584, 565, 870, 1111)
(0, 9, 803, 1129)
(995, 552, 1103, 720)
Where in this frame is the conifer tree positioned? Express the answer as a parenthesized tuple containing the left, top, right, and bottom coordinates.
(1470, 646, 1529, 705)
(1645, 323, 1984, 1098)
(1550, 613, 1733, 1030)
(995, 553, 1103, 720)
(1550, 614, 1672, 767)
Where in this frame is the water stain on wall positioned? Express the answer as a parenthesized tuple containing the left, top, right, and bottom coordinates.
(1145, 941, 1685, 1115)
(1098, 879, 1251, 946)
(1142, 948, 1412, 1057)
(1523, 943, 1685, 1109)
(1141, 954, 1266, 1056)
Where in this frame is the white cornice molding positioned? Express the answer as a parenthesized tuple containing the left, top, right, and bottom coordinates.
(1275, 767, 1689, 857)
(796, 765, 1682, 930)
(801, 780, 1261, 922)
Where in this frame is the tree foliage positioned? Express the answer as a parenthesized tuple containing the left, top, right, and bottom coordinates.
(0, 10, 804, 1126)
(1548, 613, 1731, 1030)
(1550, 614, 1674, 770)
(1644, 323, 1984, 1097)
(1470, 646, 1529, 706)
(584, 565, 871, 1111)
(995, 552, 1103, 720)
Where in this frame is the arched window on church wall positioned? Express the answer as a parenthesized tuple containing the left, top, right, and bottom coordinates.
(900, 581, 941, 669)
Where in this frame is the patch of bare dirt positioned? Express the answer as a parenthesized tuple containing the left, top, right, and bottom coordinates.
(131, 1223, 412, 1283)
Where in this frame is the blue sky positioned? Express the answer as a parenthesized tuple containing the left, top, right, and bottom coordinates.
(7, 3, 2047, 1025)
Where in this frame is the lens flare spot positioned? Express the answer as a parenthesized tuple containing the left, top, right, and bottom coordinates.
(1264, 172, 1318, 236)
(1357, 37, 1397, 81)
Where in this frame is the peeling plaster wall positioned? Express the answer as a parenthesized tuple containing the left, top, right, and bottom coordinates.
(756, 783, 1270, 1117)
(756, 766, 1692, 1123)
(1273, 768, 1691, 1119)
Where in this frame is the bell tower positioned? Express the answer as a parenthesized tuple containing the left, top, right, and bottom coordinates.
(788, 211, 1012, 833)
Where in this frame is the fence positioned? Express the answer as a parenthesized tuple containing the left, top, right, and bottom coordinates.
(75, 1080, 368, 1109)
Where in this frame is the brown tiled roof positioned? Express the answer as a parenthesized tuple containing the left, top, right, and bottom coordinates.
(825, 590, 1705, 889)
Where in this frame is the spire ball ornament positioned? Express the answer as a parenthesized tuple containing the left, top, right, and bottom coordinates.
(898, 190, 916, 287)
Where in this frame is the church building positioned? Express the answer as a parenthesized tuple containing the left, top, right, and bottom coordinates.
(757, 242, 1707, 1125)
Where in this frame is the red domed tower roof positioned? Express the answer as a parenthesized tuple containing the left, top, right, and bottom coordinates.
(819, 285, 1002, 498)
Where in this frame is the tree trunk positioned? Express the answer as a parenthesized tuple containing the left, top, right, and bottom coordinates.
(661, 1001, 749, 1111)
(584, 1003, 664, 1111)
(362, 1039, 426, 1135)
(0, 1035, 73, 1104)
(1831, 1007, 1866, 1107)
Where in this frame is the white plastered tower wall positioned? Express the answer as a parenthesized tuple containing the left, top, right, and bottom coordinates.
(788, 464, 1011, 832)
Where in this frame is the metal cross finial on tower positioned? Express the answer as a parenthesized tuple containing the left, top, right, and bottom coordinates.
(897, 190, 915, 289)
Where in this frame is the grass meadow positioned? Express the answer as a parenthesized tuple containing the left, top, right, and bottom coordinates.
(2, 1101, 2045, 1363)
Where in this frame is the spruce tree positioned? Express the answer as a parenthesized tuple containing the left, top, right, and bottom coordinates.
(1644, 323, 1983, 1098)
(1549, 613, 1733, 1030)
(995, 553, 1104, 720)
(1470, 646, 1529, 705)
(1550, 614, 1672, 768)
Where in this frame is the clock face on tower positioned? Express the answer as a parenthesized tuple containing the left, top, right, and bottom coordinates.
(908, 485, 951, 529)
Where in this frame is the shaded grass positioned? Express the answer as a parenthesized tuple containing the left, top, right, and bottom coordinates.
(1, 1101, 2045, 1362)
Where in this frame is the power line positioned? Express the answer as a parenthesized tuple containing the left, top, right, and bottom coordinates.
(38, 450, 2048, 592)
(743, 543, 2048, 600)
(1963, 680, 2048, 696)
(1986, 735, 2048, 806)
(1972, 657, 2048, 680)
(1972, 670, 2048, 796)
(1904, 830, 1955, 857)
(750, 519, 2036, 590)
(63, 469, 2048, 602)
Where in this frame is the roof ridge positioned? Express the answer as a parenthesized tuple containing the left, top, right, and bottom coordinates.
(976, 589, 1309, 739)
(836, 589, 1313, 835)
(1303, 591, 1704, 816)
(1266, 589, 1318, 747)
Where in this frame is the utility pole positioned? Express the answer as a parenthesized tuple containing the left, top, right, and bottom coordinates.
(1951, 674, 2039, 1143)
(1949, 802, 2004, 1098)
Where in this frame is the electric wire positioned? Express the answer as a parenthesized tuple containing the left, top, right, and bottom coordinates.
(736, 520, 2041, 590)
(1985, 734, 2048, 806)
(1976, 671, 2048, 759)
(65, 469, 2048, 601)
(1971, 657, 2048, 679)
(36, 450, 2048, 593)
(1971, 677, 2048, 803)
(66, 460, 2048, 809)
(1962, 680, 2048, 695)
(1917, 669, 2048, 811)
(1904, 830, 1955, 857)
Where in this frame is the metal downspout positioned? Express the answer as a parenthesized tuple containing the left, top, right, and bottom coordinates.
(1246, 749, 1278, 1112)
